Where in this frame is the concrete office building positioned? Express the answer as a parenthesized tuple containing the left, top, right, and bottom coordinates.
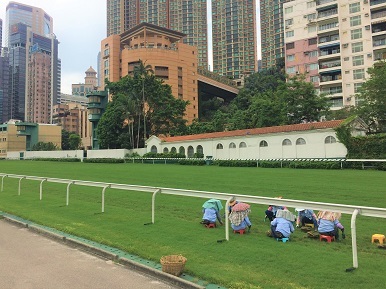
(283, 0, 386, 109)
(212, 0, 258, 81)
(0, 18, 2, 48)
(52, 102, 92, 149)
(260, 0, 286, 71)
(72, 66, 98, 96)
(5, 3, 60, 123)
(4, 2, 53, 47)
(106, 0, 208, 69)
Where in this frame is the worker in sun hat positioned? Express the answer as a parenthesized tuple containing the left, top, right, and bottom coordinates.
(268, 209, 294, 239)
(295, 208, 318, 230)
(317, 211, 345, 240)
(228, 196, 238, 214)
(265, 196, 286, 221)
(200, 199, 223, 226)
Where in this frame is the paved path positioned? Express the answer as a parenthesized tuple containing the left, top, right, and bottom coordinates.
(0, 219, 179, 289)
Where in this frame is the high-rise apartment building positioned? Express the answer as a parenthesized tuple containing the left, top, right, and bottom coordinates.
(5, 2, 60, 123)
(106, 0, 208, 68)
(0, 18, 3, 48)
(283, 0, 386, 109)
(260, 0, 286, 70)
(212, 0, 258, 80)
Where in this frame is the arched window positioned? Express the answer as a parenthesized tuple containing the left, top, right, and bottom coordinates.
(151, 145, 157, 153)
(171, 147, 177, 153)
(296, 138, 306, 145)
(187, 146, 194, 158)
(163, 147, 169, 153)
(259, 140, 268, 147)
(196, 145, 203, 155)
(239, 142, 247, 148)
(179, 146, 185, 155)
(282, 139, 292, 146)
(229, 142, 236, 149)
(325, 136, 336, 144)
(216, 143, 223, 149)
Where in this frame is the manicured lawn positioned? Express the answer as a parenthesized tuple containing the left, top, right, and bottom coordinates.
(0, 160, 385, 289)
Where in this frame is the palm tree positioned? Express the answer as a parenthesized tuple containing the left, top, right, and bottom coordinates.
(133, 60, 153, 145)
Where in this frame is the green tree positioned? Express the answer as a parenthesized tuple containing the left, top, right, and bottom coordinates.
(32, 142, 58, 151)
(277, 74, 331, 124)
(100, 60, 188, 148)
(356, 61, 386, 133)
(69, 134, 82, 150)
(61, 130, 71, 150)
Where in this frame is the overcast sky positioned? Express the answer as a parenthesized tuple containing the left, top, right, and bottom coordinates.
(0, 1, 260, 95)
(0, 0, 106, 94)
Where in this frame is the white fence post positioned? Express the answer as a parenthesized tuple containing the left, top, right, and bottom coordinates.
(101, 185, 110, 213)
(39, 179, 46, 200)
(351, 209, 360, 269)
(1, 174, 7, 192)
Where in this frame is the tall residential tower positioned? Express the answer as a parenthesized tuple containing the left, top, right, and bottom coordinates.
(106, 0, 208, 68)
(212, 0, 258, 80)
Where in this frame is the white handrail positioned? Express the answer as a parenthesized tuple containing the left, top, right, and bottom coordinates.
(1, 172, 386, 270)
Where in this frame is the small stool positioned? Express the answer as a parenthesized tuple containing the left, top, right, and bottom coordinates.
(276, 237, 289, 243)
(205, 223, 216, 228)
(320, 235, 335, 243)
(305, 223, 314, 229)
(372, 234, 385, 245)
(234, 229, 245, 235)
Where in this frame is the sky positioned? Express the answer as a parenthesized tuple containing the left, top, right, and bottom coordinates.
(0, 0, 260, 95)
(0, 0, 106, 94)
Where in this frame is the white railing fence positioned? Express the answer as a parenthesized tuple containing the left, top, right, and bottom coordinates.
(1, 173, 386, 271)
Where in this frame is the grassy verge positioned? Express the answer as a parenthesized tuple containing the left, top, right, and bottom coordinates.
(0, 160, 385, 289)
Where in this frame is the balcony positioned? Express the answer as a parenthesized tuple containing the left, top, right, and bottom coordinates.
(319, 61, 341, 73)
(318, 22, 339, 33)
(88, 114, 101, 121)
(371, 0, 386, 7)
(373, 37, 386, 47)
(318, 8, 338, 19)
(317, 0, 336, 6)
(320, 73, 342, 84)
(372, 10, 386, 23)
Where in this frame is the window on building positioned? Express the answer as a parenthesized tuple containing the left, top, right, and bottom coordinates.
(260, 140, 268, 147)
(287, 66, 296, 74)
(307, 1, 316, 8)
(282, 139, 292, 146)
(286, 30, 294, 38)
(352, 55, 364, 66)
(187, 146, 194, 158)
(351, 28, 362, 40)
(285, 19, 293, 26)
(285, 6, 293, 14)
(349, 2, 360, 14)
(325, 136, 336, 144)
(229, 142, 236, 149)
(296, 138, 306, 145)
(353, 69, 365, 79)
(286, 42, 295, 50)
(309, 63, 318, 70)
(350, 15, 361, 27)
(351, 42, 363, 53)
(239, 142, 247, 148)
(308, 38, 317, 45)
(310, 50, 318, 57)
(179, 146, 185, 155)
(151, 145, 158, 153)
(163, 147, 169, 153)
(216, 143, 223, 149)
(196, 145, 203, 155)
(171, 147, 177, 153)
(354, 82, 363, 93)
(287, 54, 295, 61)
(310, 75, 319, 83)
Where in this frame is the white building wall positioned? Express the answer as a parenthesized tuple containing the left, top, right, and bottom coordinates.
(146, 129, 347, 160)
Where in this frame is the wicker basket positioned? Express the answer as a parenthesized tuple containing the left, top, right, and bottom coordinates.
(160, 254, 187, 276)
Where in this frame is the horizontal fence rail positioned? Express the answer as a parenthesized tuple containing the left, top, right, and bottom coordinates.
(1, 173, 386, 270)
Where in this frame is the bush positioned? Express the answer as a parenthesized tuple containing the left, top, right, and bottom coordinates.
(83, 158, 124, 163)
(142, 152, 186, 158)
(29, 158, 81, 162)
(125, 152, 141, 158)
(178, 159, 206, 166)
(214, 160, 257, 167)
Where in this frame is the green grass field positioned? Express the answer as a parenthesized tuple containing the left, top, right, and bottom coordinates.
(1, 160, 385, 289)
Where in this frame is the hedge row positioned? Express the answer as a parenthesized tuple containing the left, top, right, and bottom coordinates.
(214, 160, 258, 167)
(28, 158, 81, 162)
(83, 158, 124, 163)
(178, 159, 206, 166)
